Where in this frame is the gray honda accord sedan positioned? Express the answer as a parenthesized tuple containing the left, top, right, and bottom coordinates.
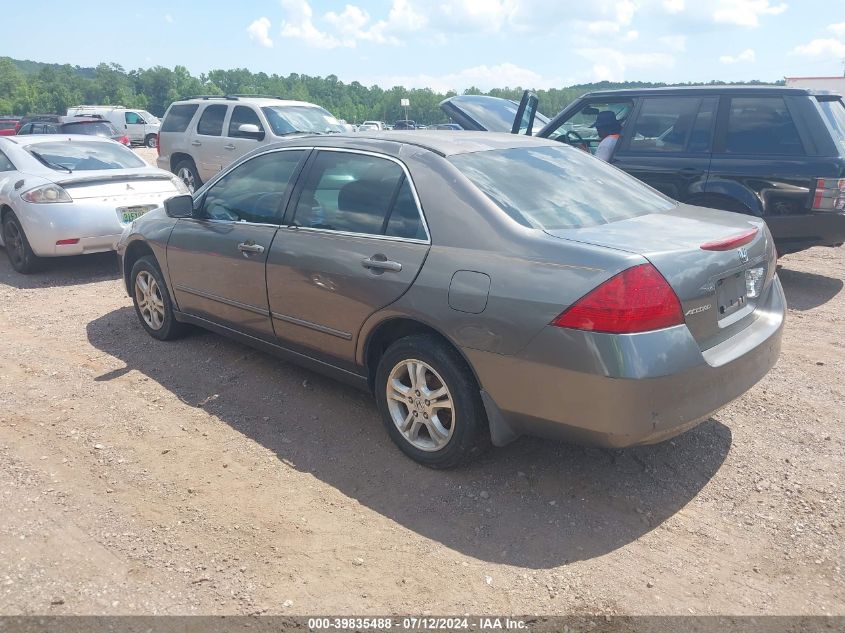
(117, 132, 784, 468)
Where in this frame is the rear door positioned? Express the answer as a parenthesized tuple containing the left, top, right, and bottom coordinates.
(166, 148, 308, 340)
(193, 104, 229, 182)
(612, 95, 716, 202)
(267, 149, 430, 367)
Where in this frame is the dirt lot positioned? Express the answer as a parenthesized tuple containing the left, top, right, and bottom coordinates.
(0, 148, 842, 615)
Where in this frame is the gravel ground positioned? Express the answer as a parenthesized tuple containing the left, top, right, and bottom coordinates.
(0, 149, 842, 615)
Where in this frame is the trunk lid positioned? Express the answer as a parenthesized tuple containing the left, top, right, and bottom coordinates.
(546, 204, 777, 350)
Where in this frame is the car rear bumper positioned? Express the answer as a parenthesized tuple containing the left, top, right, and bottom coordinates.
(19, 195, 172, 257)
(468, 276, 785, 448)
(767, 211, 845, 253)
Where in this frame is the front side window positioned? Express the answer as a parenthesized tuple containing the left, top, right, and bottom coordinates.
(125, 112, 144, 124)
(201, 150, 305, 224)
(161, 104, 199, 132)
(628, 97, 714, 153)
(24, 141, 145, 171)
(228, 106, 265, 138)
(724, 97, 805, 155)
(293, 151, 425, 239)
(449, 145, 675, 230)
(196, 105, 227, 137)
(546, 100, 634, 148)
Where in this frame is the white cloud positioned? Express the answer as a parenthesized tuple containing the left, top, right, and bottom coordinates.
(660, 34, 686, 51)
(364, 62, 562, 93)
(164, 13, 174, 24)
(623, 29, 639, 41)
(720, 48, 756, 64)
(791, 38, 845, 59)
(828, 22, 845, 38)
(662, 0, 684, 13)
(713, 0, 787, 28)
(247, 17, 274, 48)
(279, 0, 345, 49)
(575, 46, 676, 81)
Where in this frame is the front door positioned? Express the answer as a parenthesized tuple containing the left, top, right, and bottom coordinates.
(167, 148, 308, 340)
(611, 95, 716, 202)
(541, 97, 636, 156)
(267, 149, 430, 367)
(223, 105, 267, 166)
(192, 104, 229, 182)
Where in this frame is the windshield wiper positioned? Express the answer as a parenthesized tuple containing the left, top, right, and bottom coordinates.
(29, 150, 72, 174)
(277, 130, 323, 136)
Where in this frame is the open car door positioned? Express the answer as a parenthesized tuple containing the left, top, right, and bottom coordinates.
(439, 90, 548, 134)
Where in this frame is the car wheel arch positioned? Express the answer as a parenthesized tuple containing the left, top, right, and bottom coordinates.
(170, 152, 196, 173)
(123, 240, 158, 294)
(362, 316, 483, 395)
(691, 188, 762, 217)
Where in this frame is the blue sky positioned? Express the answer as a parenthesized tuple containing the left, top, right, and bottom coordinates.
(5, 0, 845, 91)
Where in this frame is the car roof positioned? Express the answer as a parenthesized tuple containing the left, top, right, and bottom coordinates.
(1, 134, 121, 147)
(577, 85, 824, 98)
(262, 131, 559, 157)
(173, 95, 326, 108)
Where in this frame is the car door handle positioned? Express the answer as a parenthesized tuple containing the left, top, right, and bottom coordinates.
(679, 167, 704, 176)
(362, 256, 402, 272)
(224, 144, 236, 150)
(238, 242, 265, 255)
(191, 140, 202, 147)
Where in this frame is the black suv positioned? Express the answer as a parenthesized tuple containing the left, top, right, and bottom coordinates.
(442, 87, 845, 254)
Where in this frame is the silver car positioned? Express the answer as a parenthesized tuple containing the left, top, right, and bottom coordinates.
(0, 135, 187, 274)
(118, 132, 784, 468)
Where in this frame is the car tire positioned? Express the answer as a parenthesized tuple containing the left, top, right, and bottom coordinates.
(2, 211, 40, 274)
(375, 334, 490, 469)
(174, 159, 201, 194)
(130, 255, 188, 341)
(145, 134, 158, 149)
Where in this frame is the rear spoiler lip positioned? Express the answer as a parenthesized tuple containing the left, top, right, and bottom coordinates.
(700, 227, 760, 251)
(56, 173, 173, 188)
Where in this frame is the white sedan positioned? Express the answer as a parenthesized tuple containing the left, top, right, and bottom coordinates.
(0, 135, 187, 273)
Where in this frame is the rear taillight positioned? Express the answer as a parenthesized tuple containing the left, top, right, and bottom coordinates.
(812, 178, 845, 211)
(119, 135, 130, 146)
(551, 263, 684, 334)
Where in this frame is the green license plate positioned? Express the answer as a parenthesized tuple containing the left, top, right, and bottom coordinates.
(120, 206, 152, 223)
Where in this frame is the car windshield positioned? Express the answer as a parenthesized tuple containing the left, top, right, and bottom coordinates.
(445, 95, 550, 133)
(449, 145, 676, 230)
(817, 97, 845, 154)
(25, 141, 145, 171)
(261, 106, 344, 135)
(61, 121, 119, 137)
(140, 111, 159, 123)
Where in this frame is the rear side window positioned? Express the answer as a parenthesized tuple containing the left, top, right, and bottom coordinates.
(449, 145, 676, 230)
(293, 151, 426, 239)
(725, 97, 805, 155)
(816, 97, 845, 154)
(0, 150, 14, 171)
(197, 105, 227, 137)
(629, 97, 716, 153)
(161, 104, 199, 133)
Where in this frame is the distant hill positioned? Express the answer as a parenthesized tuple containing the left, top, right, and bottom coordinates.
(11, 58, 97, 79)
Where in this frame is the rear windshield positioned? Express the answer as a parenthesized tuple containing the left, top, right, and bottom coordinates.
(60, 121, 118, 137)
(817, 97, 845, 154)
(0, 121, 17, 130)
(161, 104, 199, 132)
(261, 106, 344, 135)
(449, 145, 675, 230)
(25, 141, 145, 171)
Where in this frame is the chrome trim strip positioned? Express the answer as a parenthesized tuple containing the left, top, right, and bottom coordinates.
(275, 225, 428, 245)
(174, 284, 269, 317)
(271, 311, 353, 340)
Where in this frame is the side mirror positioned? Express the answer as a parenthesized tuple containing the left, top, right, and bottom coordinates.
(512, 90, 539, 136)
(237, 123, 265, 141)
(164, 194, 195, 219)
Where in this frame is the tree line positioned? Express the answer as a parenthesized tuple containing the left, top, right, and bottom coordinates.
(0, 57, 783, 125)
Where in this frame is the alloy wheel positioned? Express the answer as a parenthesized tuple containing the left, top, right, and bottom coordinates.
(135, 270, 166, 330)
(386, 359, 455, 452)
(4, 220, 25, 268)
(177, 167, 196, 193)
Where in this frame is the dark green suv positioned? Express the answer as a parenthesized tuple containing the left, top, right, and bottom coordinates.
(442, 86, 845, 255)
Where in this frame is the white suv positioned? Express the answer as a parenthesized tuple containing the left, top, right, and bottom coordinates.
(157, 96, 345, 192)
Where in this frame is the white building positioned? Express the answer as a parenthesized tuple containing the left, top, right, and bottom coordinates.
(785, 76, 845, 96)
